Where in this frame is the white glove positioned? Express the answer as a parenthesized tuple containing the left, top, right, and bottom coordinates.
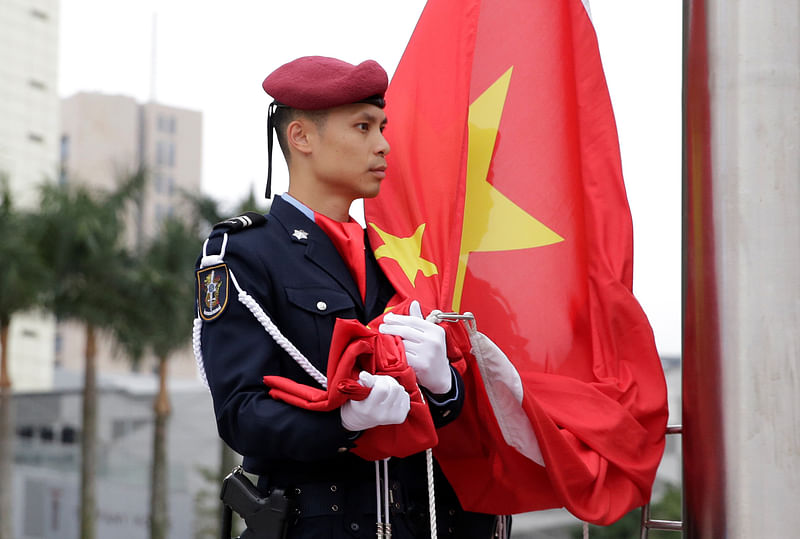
(379, 300, 453, 395)
(340, 371, 411, 432)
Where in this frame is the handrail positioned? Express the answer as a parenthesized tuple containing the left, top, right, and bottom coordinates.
(639, 424, 684, 538)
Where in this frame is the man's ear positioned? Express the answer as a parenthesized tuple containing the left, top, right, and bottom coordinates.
(287, 119, 313, 156)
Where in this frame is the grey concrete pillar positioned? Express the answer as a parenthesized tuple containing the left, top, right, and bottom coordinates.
(683, 1, 800, 537)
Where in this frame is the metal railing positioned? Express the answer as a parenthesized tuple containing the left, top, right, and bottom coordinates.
(639, 425, 683, 538)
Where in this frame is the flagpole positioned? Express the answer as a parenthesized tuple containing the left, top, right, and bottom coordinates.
(683, 1, 800, 537)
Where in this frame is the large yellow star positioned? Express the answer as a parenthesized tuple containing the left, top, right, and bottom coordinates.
(452, 66, 564, 311)
(370, 222, 439, 286)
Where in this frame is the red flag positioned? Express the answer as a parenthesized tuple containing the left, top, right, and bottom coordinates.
(365, 0, 669, 524)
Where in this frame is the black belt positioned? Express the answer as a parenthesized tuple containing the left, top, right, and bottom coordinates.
(287, 480, 409, 519)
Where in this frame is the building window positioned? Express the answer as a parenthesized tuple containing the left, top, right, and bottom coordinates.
(40, 426, 54, 442)
(167, 176, 174, 196)
(61, 427, 78, 444)
(29, 79, 47, 90)
(156, 140, 175, 167)
(155, 173, 163, 193)
(158, 114, 176, 134)
(30, 8, 49, 20)
(28, 133, 44, 143)
(60, 135, 69, 161)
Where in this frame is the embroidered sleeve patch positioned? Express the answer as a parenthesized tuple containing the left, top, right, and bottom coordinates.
(197, 264, 230, 321)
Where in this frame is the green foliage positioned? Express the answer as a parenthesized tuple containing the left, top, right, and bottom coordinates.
(0, 175, 49, 325)
(183, 188, 270, 238)
(232, 188, 270, 217)
(115, 217, 198, 361)
(33, 170, 145, 329)
(570, 484, 682, 539)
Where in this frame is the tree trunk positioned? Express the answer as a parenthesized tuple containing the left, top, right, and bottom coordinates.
(80, 324, 98, 539)
(150, 354, 171, 539)
(0, 322, 13, 539)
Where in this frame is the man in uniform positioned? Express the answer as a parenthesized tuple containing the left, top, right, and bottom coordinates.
(195, 56, 504, 538)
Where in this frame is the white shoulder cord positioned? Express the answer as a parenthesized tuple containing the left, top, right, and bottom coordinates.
(193, 233, 328, 390)
(192, 318, 208, 388)
(228, 270, 328, 389)
(374, 458, 392, 538)
(425, 448, 437, 539)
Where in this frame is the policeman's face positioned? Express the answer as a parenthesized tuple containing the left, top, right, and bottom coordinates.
(308, 103, 390, 201)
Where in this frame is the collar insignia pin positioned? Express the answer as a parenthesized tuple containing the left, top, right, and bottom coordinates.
(292, 229, 309, 241)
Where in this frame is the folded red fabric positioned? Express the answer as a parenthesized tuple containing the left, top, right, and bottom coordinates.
(263, 300, 464, 461)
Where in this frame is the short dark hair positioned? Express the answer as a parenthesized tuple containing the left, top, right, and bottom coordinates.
(272, 106, 329, 162)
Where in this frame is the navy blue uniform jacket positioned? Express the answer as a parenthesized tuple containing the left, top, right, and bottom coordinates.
(197, 195, 470, 482)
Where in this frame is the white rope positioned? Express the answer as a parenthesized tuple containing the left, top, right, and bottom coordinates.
(426, 448, 437, 539)
(375, 461, 384, 539)
(583, 521, 589, 538)
(494, 515, 509, 538)
(200, 234, 228, 268)
(229, 269, 328, 389)
(420, 311, 446, 539)
(192, 318, 209, 388)
(383, 458, 392, 538)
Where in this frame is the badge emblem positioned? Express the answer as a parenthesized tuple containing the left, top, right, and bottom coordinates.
(196, 264, 229, 321)
(292, 229, 309, 240)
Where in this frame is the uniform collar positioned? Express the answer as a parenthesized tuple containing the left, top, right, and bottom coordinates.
(280, 192, 315, 222)
(269, 196, 366, 310)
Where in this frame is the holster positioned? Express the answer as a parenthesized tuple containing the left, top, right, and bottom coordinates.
(219, 466, 291, 539)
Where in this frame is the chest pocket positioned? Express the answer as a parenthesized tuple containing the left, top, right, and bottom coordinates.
(285, 287, 355, 316)
(284, 287, 357, 373)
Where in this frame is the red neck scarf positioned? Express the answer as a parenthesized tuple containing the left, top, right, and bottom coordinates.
(314, 212, 366, 302)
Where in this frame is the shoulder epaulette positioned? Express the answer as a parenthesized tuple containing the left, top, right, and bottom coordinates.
(212, 212, 267, 233)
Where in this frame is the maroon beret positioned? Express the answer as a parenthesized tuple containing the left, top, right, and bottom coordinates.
(262, 56, 388, 110)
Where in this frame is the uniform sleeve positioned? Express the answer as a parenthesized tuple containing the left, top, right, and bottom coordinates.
(424, 366, 465, 428)
(198, 235, 357, 461)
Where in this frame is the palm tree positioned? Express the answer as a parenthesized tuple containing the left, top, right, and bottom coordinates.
(183, 190, 267, 538)
(114, 216, 200, 539)
(0, 176, 50, 539)
(144, 218, 198, 539)
(33, 169, 144, 539)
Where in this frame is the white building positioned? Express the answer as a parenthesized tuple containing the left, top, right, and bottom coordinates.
(60, 93, 203, 246)
(0, 0, 61, 205)
(58, 92, 203, 379)
(0, 0, 61, 391)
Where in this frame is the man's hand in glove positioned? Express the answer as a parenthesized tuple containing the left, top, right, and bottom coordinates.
(340, 371, 411, 432)
(379, 300, 453, 395)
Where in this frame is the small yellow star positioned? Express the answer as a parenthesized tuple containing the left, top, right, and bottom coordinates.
(370, 222, 439, 287)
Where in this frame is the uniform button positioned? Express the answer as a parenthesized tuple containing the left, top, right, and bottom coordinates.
(350, 522, 360, 531)
(448, 509, 456, 516)
(316, 301, 327, 311)
(337, 446, 348, 453)
(330, 484, 338, 492)
(331, 504, 339, 512)
(294, 487, 302, 495)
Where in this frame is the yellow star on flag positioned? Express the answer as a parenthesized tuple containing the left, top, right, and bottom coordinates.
(452, 66, 564, 311)
(370, 222, 439, 286)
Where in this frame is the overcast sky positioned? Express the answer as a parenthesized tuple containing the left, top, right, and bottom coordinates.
(58, 0, 682, 357)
